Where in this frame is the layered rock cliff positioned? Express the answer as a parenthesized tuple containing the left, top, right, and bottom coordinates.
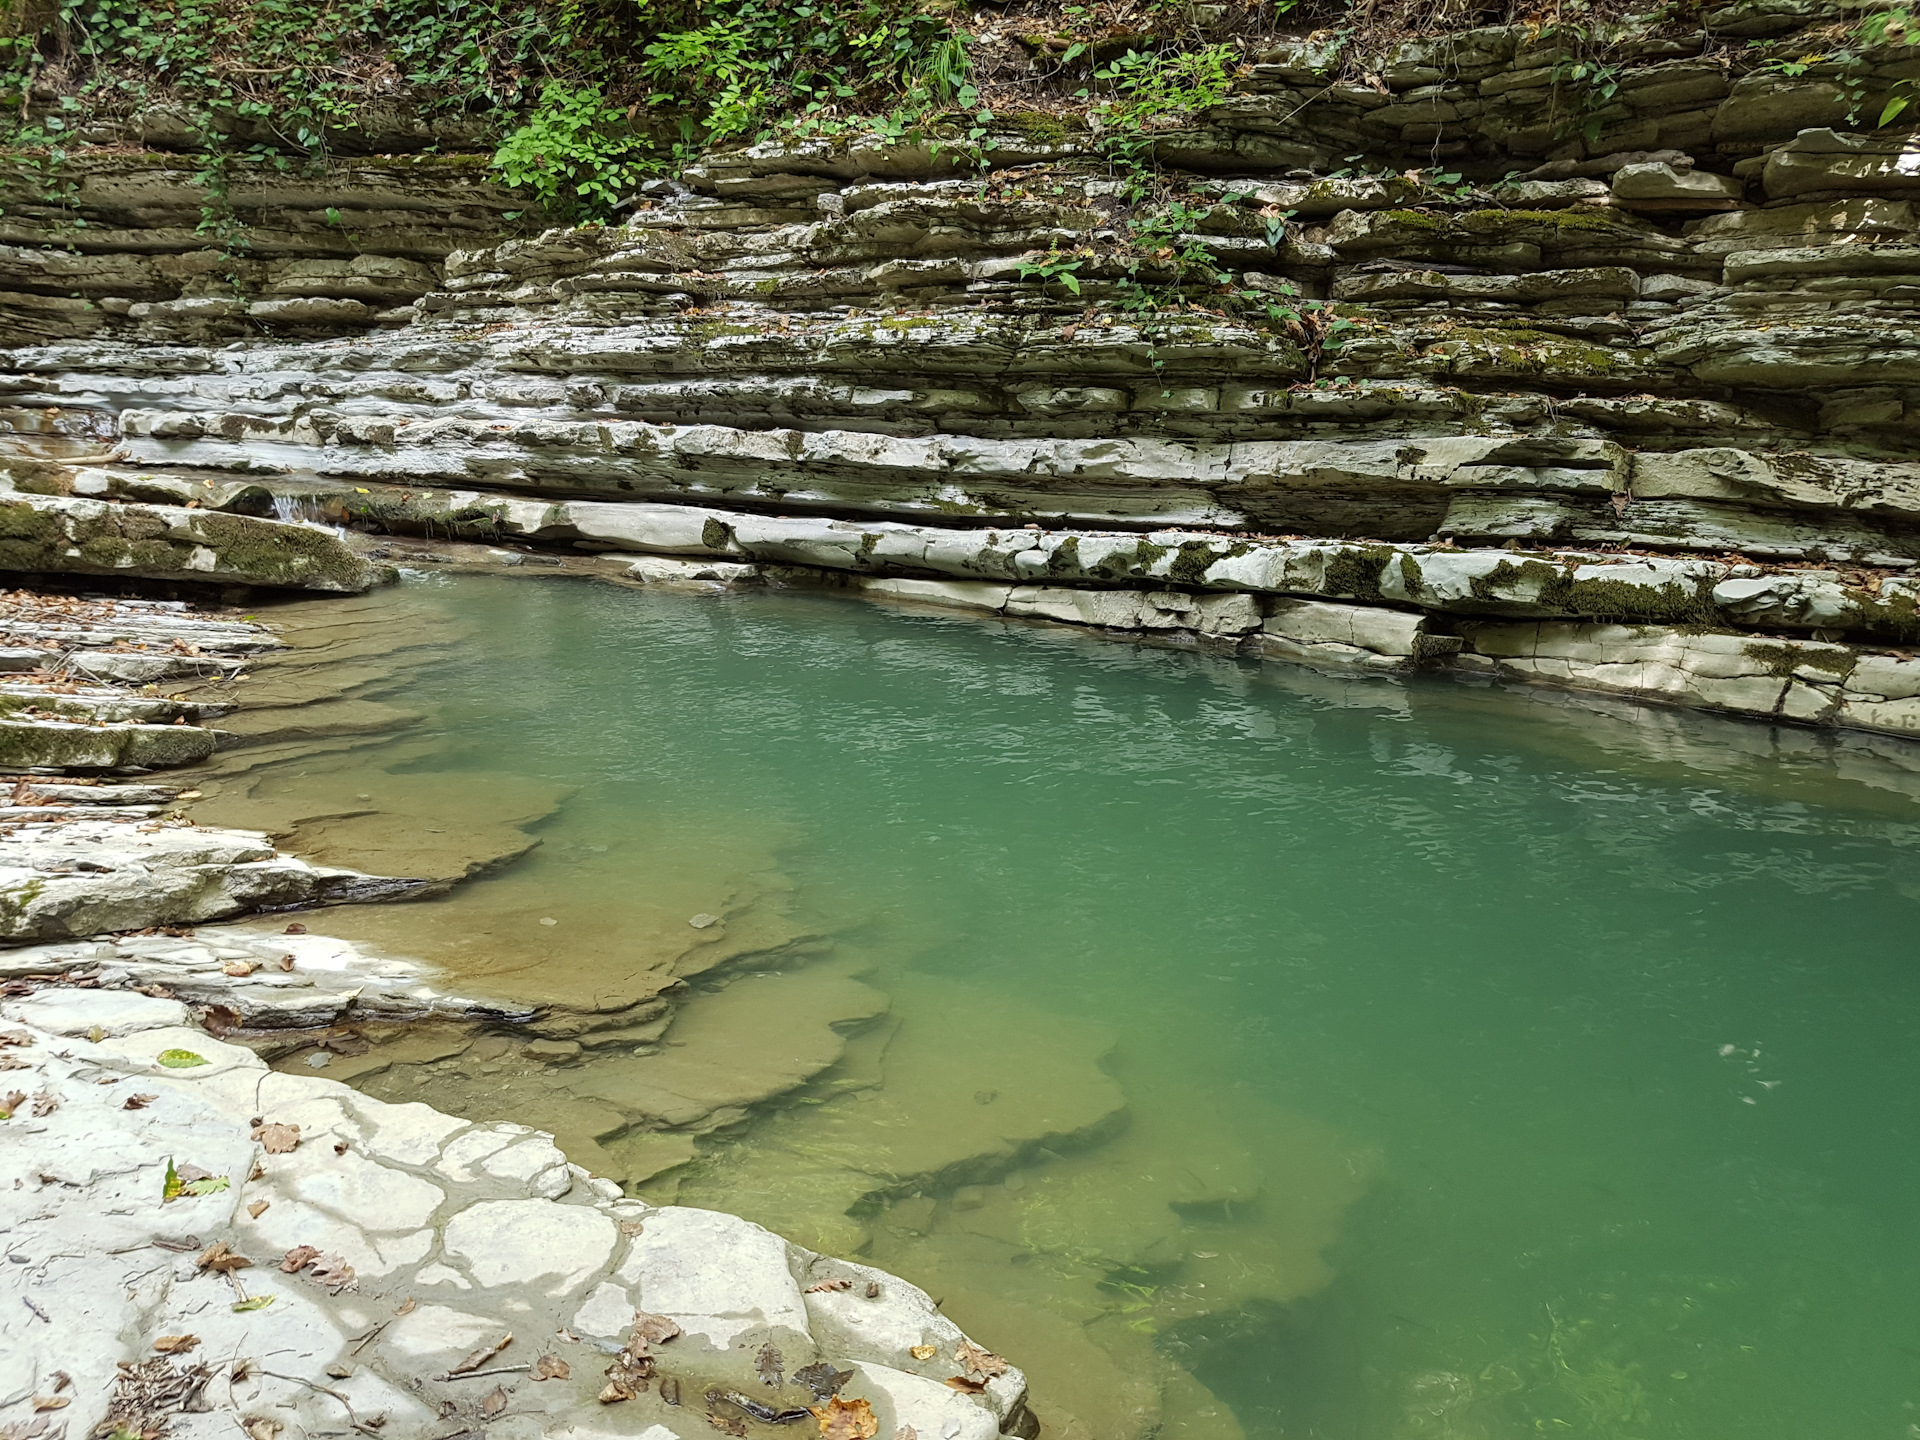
(10, 5, 1920, 733)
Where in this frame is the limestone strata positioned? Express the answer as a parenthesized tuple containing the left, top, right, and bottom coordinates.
(0, 491, 388, 591)
(11, 6, 1920, 737)
(0, 985, 1032, 1440)
(0, 815, 430, 940)
(0, 923, 523, 1026)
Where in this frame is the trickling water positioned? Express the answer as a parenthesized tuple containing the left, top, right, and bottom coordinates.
(279, 574, 1920, 1440)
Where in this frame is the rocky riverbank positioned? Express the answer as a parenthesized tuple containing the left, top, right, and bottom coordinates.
(0, 578, 1038, 1440)
(13, 2, 1920, 736)
(0, 977, 1032, 1440)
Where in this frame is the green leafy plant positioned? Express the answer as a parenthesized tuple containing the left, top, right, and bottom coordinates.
(1018, 245, 1090, 296)
(492, 81, 653, 217)
(1549, 53, 1625, 145)
(1082, 44, 1234, 187)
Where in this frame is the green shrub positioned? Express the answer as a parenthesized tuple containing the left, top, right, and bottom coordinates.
(492, 81, 653, 217)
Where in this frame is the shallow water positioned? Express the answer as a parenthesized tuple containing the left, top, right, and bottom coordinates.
(286, 573, 1920, 1440)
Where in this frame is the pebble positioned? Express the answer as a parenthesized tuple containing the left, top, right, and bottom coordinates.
(689, 913, 719, 929)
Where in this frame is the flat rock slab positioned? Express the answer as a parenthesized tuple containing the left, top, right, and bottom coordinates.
(0, 922, 526, 1026)
(0, 816, 430, 940)
(0, 493, 390, 592)
(0, 981, 1033, 1440)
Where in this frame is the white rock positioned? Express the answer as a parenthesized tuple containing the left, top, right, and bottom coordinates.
(570, 1280, 637, 1337)
(619, 1206, 811, 1354)
(841, 1360, 999, 1440)
(2, 988, 187, 1036)
(441, 1198, 617, 1294)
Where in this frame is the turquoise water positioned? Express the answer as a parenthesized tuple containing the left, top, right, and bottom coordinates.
(332, 574, 1920, 1440)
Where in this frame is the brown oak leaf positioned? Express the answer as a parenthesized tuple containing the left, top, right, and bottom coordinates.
(599, 1377, 637, 1405)
(30, 1092, 55, 1117)
(308, 1254, 356, 1293)
(196, 1242, 252, 1274)
(811, 1395, 879, 1440)
(532, 1354, 570, 1381)
(631, 1312, 682, 1345)
(944, 1376, 988, 1394)
(248, 1200, 270, 1219)
(280, 1245, 320, 1273)
(250, 1122, 299, 1153)
(153, 1334, 199, 1354)
(956, 1341, 1009, 1379)
(124, 1093, 157, 1109)
(481, 1387, 507, 1419)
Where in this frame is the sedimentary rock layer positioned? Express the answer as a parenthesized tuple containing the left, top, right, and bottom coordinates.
(9, 6, 1920, 736)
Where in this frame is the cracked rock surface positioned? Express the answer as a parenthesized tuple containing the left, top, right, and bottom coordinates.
(0, 985, 1033, 1439)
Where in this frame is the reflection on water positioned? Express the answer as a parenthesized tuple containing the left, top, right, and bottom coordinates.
(246, 575, 1920, 1440)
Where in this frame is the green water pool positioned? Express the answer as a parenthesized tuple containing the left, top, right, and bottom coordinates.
(323, 573, 1920, 1440)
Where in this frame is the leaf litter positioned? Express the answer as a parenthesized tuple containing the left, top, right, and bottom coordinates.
(812, 1395, 880, 1440)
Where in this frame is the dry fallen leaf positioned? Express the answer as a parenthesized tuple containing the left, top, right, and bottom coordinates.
(631, 1312, 681, 1345)
(243, 1417, 282, 1440)
(250, 1121, 299, 1154)
(450, 1332, 512, 1375)
(152, 1334, 199, 1354)
(481, 1387, 508, 1419)
(332, 1140, 349, 1155)
(1, 1089, 26, 1117)
(811, 1395, 879, 1440)
(277, 954, 296, 972)
(599, 1378, 637, 1405)
(308, 1254, 356, 1293)
(396, 1297, 416, 1317)
(943, 1376, 988, 1394)
(554, 1327, 578, 1343)
(280, 1245, 320, 1273)
(325, 1362, 354, 1379)
(532, 1354, 571, 1381)
(30, 1092, 56, 1117)
(124, 1093, 157, 1110)
(222, 960, 257, 977)
(909, 1344, 937, 1361)
(956, 1341, 1009, 1379)
(31, 1395, 69, 1411)
(706, 1412, 747, 1437)
(248, 1200, 270, 1219)
(0, 1054, 27, 1070)
(805, 1278, 853, 1293)
(895, 1429, 919, 1440)
(196, 1242, 252, 1275)
(0, 1030, 30, 1047)
(618, 1219, 645, 1237)
(232, 1358, 257, 1383)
